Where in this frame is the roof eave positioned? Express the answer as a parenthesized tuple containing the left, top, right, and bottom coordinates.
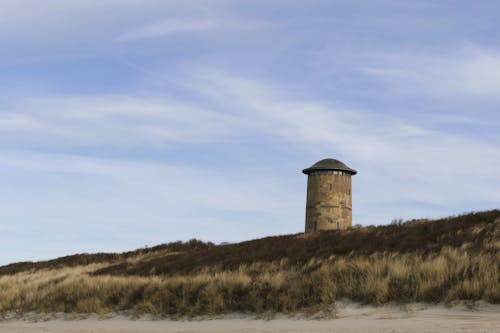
(302, 168, 357, 175)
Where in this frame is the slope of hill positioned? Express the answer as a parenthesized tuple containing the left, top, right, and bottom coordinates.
(0, 210, 498, 317)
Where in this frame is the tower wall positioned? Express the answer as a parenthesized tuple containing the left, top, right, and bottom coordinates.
(304, 171, 352, 232)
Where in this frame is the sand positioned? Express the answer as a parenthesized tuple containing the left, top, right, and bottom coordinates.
(1, 302, 499, 333)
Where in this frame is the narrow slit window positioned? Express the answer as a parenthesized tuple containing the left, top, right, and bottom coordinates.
(329, 184, 333, 191)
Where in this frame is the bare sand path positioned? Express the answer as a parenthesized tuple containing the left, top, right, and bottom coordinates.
(1, 303, 499, 333)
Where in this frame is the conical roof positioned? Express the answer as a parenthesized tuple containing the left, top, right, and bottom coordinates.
(302, 158, 357, 175)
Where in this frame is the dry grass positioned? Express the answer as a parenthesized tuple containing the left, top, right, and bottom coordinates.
(0, 248, 498, 317)
(0, 210, 498, 317)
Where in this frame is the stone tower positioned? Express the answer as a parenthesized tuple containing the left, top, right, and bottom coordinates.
(303, 158, 357, 232)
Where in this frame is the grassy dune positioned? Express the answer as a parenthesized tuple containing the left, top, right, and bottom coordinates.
(0, 210, 498, 317)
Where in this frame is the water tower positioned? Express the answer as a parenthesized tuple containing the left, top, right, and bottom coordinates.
(303, 158, 357, 232)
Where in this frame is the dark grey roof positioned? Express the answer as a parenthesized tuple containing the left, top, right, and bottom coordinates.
(302, 158, 357, 175)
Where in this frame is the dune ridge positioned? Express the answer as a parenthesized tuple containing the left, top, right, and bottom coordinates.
(0, 210, 498, 317)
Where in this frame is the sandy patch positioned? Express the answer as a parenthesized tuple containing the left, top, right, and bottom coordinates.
(1, 302, 499, 333)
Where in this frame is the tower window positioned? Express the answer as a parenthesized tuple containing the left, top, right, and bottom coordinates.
(329, 184, 333, 191)
(336, 221, 340, 230)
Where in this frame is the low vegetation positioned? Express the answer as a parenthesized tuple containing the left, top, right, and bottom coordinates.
(0, 210, 498, 317)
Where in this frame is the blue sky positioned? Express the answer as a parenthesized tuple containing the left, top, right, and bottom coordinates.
(1, 0, 499, 265)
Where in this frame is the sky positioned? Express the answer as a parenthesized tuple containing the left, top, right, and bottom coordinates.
(1, 0, 499, 265)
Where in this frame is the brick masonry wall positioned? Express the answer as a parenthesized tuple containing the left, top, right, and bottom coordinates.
(304, 172, 352, 232)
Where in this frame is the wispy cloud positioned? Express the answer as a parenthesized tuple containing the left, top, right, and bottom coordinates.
(1, 73, 434, 160)
(115, 19, 218, 41)
(0, 149, 295, 212)
(115, 16, 266, 42)
(187, 71, 437, 157)
(185, 71, 500, 214)
(0, 148, 303, 265)
(0, 95, 239, 148)
(5, 70, 499, 191)
(362, 45, 500, 99)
